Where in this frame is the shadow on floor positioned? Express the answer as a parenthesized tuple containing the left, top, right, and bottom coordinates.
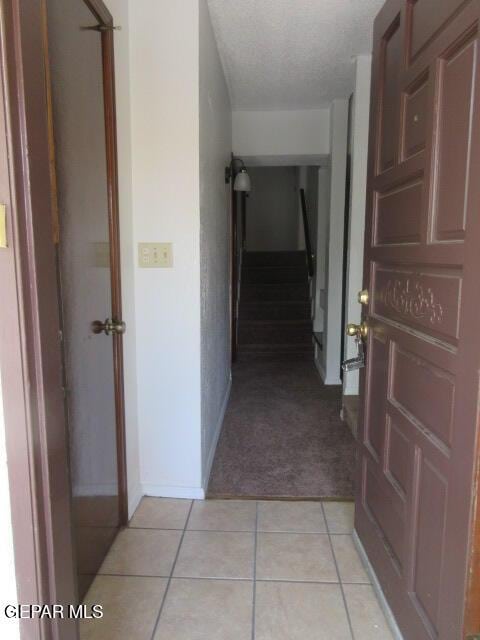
(208, 358, 356, 499)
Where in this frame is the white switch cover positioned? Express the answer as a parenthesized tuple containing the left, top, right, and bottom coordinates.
(138, 243, 173, 268)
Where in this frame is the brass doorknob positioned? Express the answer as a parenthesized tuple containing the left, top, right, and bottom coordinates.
(92, 318, 126, 336)
(346, 322, 368, 338)
(358, 289, 369, 305)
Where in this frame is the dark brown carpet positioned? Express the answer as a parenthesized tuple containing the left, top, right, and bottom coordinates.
(208, 358, 356, 499)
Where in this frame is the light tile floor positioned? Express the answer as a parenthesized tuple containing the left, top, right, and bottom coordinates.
(81, 498, 394, 640)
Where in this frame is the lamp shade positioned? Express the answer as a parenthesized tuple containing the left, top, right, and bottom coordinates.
(234, 168, 251, 192)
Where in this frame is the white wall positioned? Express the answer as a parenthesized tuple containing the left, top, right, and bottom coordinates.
(246, 167, 298, 251)
(313, 166, 331, 333)
(0, 381, 20, 640)
(199, 0, 233, 488)
(130, 0, 203, 498)
(315, 99, 349, 385)
(233, 109, 330, 157)
(343, 55, 372, 396)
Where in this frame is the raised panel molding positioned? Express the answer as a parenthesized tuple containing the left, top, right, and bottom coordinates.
(374, 179, 423, 245)
(408, 0, 466, 62)
(431, 32, 477, 242)
(377, 13, 402, 174)
(373, 266, 462, 343)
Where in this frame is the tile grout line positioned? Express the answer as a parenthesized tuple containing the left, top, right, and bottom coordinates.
(129, 525, 352, 535)
(251, 501, 258, 640)
(320, 502, 356, 640)
(148, 499, 194, 640)
(96, 572, 368, 586)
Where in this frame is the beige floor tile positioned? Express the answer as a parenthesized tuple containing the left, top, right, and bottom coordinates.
(174, 531, 255, 579)
(256, 533, 337, 582)
(80, 575, 167, 640)
(154, 578, 253, 640)
(344, 584, 394, 639)
(257, 501, 326, 533)
(331, 535, 370, 583)
(255, 581, 351, 640)
(323, 501, 355, 533)
(129, 497, 191, 529)
(99, 528, 182, 577)
(188, 500, 256, 531)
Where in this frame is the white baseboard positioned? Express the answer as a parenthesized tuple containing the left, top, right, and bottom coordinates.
(314, 356, 342, 386)
(314, 355, 327, 381)
(142, 484, 205, 500)
(127, 482, 143, 520)
(353, 530, 404, 640)
(203, 377, 232, 490)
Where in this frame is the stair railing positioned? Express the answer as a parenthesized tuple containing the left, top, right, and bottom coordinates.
(300, 188, 315, 278)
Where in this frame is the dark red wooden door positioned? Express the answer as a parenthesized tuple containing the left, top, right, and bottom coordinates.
(356, 1, 480, 638)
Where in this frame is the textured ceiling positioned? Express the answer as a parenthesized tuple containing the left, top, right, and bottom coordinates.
(207, 0, 385, 110)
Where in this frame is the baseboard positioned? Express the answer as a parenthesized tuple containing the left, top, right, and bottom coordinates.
(127, 482, 143, 520)
(314, 355, 327, 381)
(315, 356, 342, 386)
(353, 530, 404, 640)
(203, 376, 232, 490)
(142, 484, 205, 500)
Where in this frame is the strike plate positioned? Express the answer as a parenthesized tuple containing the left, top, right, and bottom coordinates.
(0, 204, 6, 248)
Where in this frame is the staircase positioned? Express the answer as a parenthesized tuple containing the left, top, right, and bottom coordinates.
(237, 251, 314, 360)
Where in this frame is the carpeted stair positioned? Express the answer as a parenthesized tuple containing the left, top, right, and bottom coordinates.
(238, 251, 314, 361)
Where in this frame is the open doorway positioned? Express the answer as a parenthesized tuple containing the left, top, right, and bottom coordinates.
(209, 160, 356, 499)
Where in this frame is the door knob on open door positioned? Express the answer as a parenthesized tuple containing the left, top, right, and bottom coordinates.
(346, 322, 368, 339)
(92, 318, 126, 336)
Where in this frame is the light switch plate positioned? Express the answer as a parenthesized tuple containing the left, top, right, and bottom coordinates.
(138, 242, 173, 268)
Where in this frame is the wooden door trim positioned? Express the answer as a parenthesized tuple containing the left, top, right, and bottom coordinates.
(84, 0, 113, 26)
(465, 453, 480, 636)
(100, 13, 129, 526)
(0, 1, 78, 638)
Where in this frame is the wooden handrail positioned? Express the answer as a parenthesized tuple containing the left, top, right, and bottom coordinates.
(300, 188, 315, 278)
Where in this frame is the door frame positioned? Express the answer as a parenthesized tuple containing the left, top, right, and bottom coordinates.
(0, 0, 127, 637)
(0, 1, 78, 638)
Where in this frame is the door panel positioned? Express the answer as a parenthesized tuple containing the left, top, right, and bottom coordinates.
(357, 1, 480, 638)
(47, 0, 126, 600)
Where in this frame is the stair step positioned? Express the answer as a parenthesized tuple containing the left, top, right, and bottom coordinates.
(243, 251, 307, 268)
(237, 343, 314, 356)
(241, 283, 310, 302)
(238, 321, 313, 346)
(236, 351, 314, 362)
(239, 301, 311, 322)
(242, 265, 308, 285)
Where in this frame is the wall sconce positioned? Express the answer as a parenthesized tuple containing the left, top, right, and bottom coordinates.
(225, 156, 251, 193)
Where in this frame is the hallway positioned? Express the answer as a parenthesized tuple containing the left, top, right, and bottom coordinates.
(208, 358, 356, 498)
(81, 497, 394, 640)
